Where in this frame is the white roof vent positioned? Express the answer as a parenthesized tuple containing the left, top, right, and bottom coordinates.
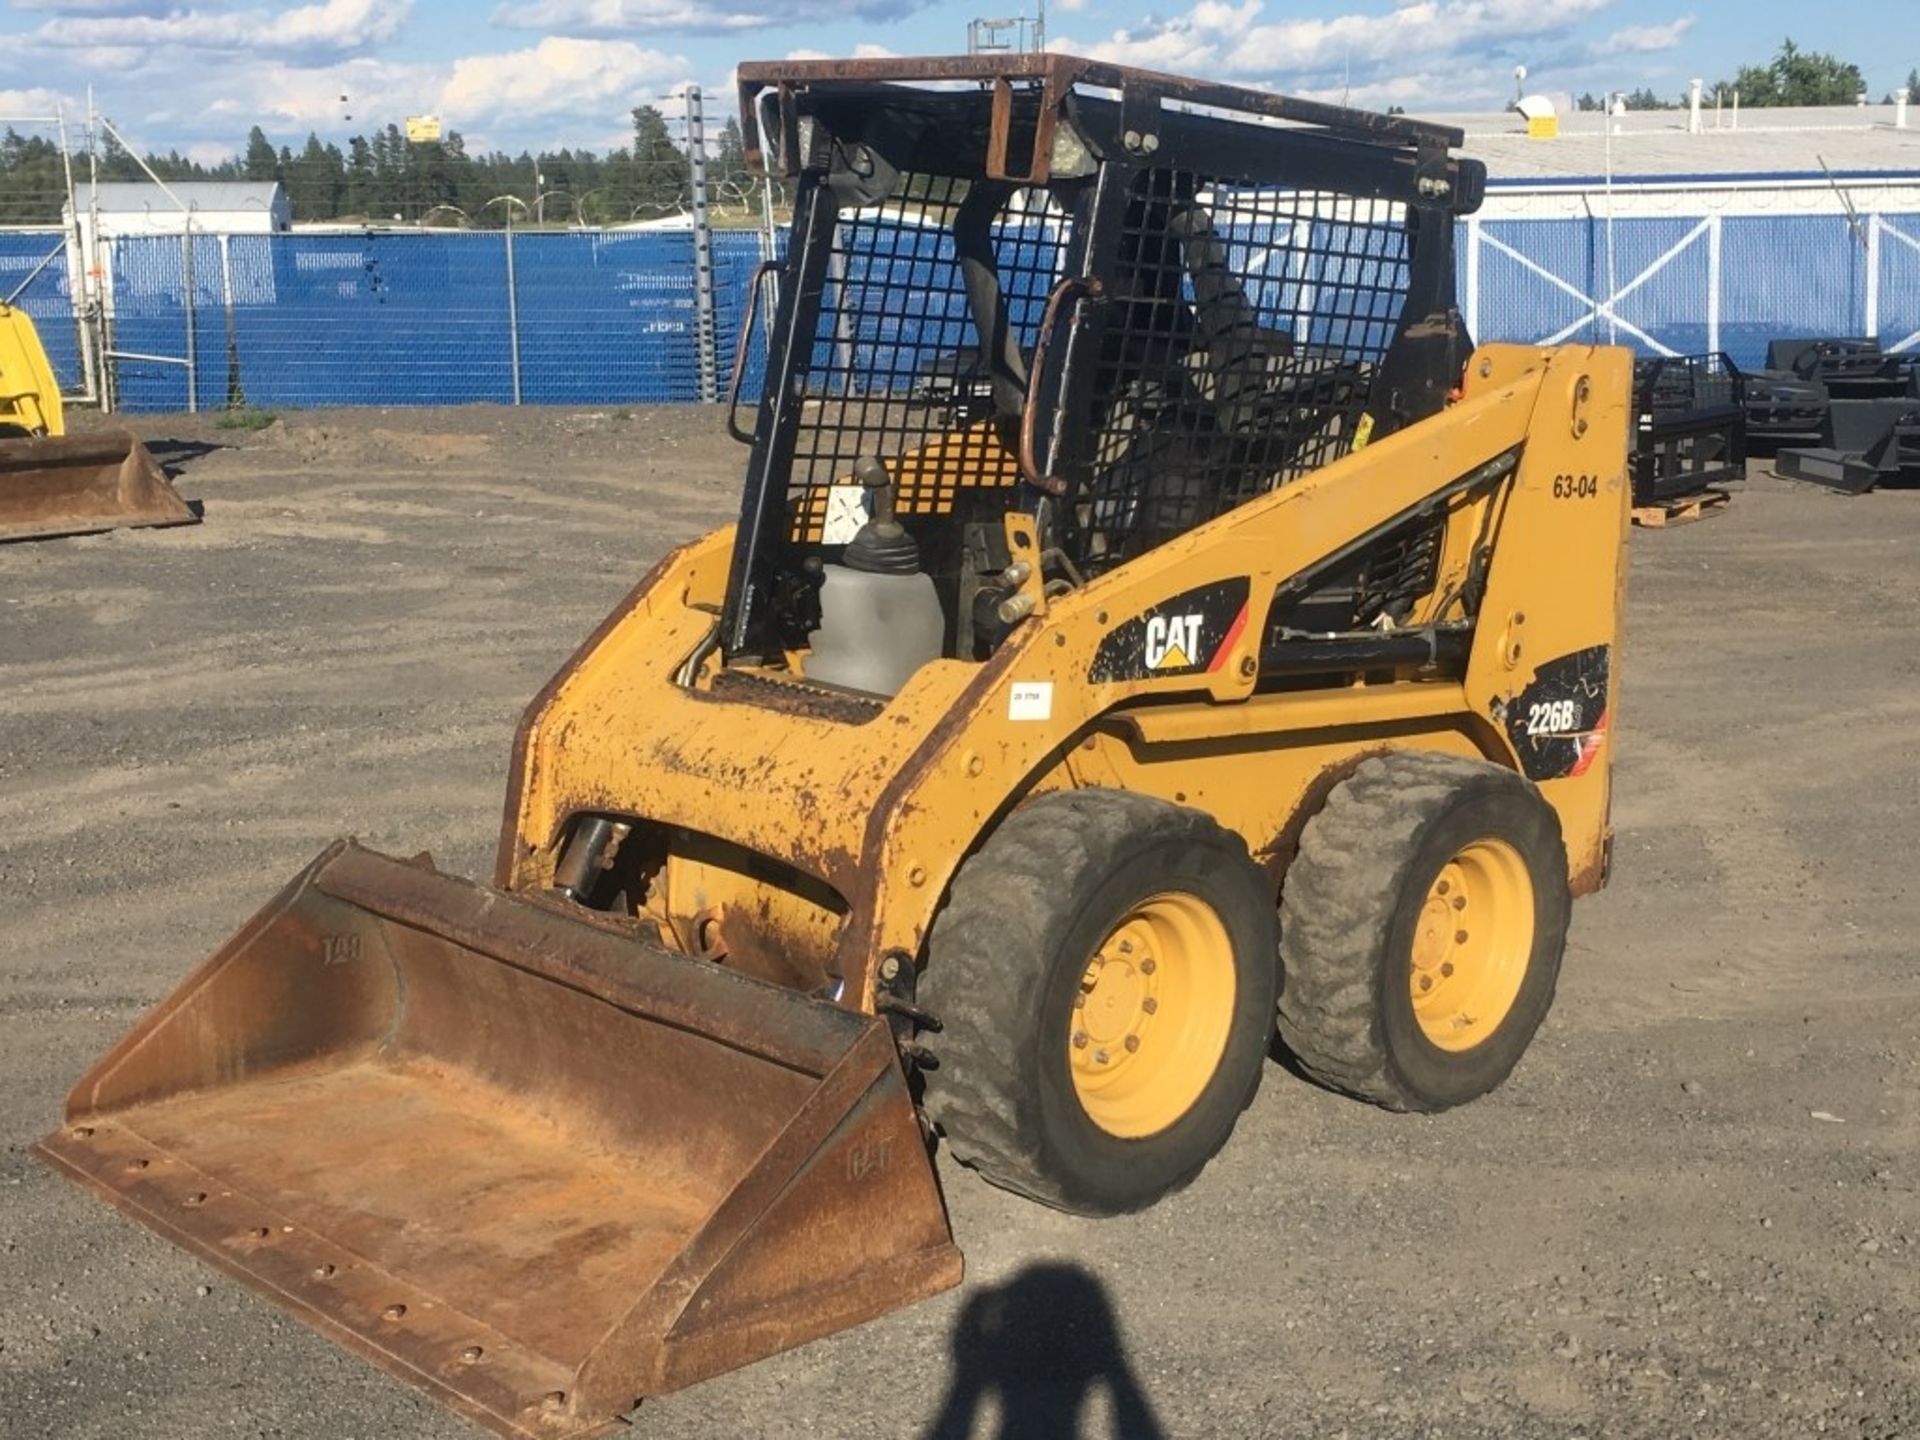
(1512, 93, 1559, 139)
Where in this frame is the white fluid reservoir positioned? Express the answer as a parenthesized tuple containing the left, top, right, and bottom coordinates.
(805, 563, 946, 696)
(802, 459, 946, 697)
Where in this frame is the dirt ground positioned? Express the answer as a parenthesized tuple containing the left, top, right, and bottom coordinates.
(2, 406, 1917, 1440)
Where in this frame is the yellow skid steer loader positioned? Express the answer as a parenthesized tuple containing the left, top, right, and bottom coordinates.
(0, 301, 194, 542)
(37, 55, 1631, 1440)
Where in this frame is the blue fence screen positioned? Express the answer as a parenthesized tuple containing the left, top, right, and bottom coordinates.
(99, 228, 770, 412)
(0, 231, 82, 388)
(8, 206, 1919, 412)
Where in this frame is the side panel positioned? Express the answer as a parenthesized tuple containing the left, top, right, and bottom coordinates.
(1064, 699, 1497, 874)
(1463, 346, 1633, 892)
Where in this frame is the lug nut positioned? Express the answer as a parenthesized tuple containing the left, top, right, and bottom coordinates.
(1419, 975, 1434, 991)
(1139, 958, 1156, 975)
(1142, 997, 1158, 1014)
(1440, 962, 1455, 977)
(1455, 930, 1469, 944)
(1094, 1049, 1110, 1064)
(1117, 939, 1134, 955)
(1436, 880, 1450, 895)
(1452, 895, 1466, 911)
(1072, 1031, 1089, 1049)
(1124, 1035, 1141, 1053)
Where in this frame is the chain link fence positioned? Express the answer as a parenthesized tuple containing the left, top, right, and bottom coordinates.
(97, 225, 773, 412)
(7, 191, 1919, 415)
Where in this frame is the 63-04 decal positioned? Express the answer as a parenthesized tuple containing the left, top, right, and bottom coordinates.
(1503, 645, 1611, 781)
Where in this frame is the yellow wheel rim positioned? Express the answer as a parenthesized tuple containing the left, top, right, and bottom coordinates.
(1068, 892, 1237, 1139)
(1408, 838, 1535, 1052)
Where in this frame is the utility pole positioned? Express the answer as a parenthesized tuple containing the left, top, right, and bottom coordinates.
(685, 86, 718, 404)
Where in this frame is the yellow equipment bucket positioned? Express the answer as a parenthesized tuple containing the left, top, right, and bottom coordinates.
(0, 431, 197, 543)
(34, 842, 961, 1439)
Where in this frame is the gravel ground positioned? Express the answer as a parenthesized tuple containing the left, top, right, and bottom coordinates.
(1, 407, 1917, 1440)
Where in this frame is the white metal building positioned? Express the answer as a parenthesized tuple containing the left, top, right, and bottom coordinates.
(1401, 103, 1920, 363)
(65, 181, 290, 243)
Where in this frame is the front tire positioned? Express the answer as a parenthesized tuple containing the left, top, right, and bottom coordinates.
(1275, 751, 1571, 1112)
(919, 789, 1278, 1216)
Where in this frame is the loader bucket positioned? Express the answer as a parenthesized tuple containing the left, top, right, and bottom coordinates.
(33, 842, 961, 1440)
(0, 430, 196, 542)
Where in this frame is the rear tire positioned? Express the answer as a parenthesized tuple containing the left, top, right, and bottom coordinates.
(1275, 751, 1570, 1113)
(919, 789, 1277, 1216)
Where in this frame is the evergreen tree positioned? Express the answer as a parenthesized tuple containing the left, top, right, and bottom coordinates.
(344, 135, 374, 216)
(711, 116, 755, 213)
(286, 133, 337, 220)
(244, 126, 278, 181)
(0, 100, 790, 227)
(630, 104, 688, 217)
(1721, 39, 1866, 107)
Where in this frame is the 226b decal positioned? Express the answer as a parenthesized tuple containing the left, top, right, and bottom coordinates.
(1524, 698, 1583, 736)
(1504, 645, 1611, 781)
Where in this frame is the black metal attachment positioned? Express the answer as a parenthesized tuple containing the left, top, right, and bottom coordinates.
(1631, 353, 1746, 505)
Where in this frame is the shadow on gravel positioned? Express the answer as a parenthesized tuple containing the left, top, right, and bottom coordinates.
(922, 1262, 1165, 1440)
(141, 438, 227, 475)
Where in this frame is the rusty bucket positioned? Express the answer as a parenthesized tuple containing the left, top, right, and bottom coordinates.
(0, 431, 196, 542)
(34, 842, 960, 1439)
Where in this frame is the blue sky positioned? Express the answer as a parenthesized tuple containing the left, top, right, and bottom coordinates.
(0, 0, 1913, 161)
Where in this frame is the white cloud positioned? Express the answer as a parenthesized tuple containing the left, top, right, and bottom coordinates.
(8, 0, 172, 11)
(1598, 17, 1694, 56)
(110, 38, 692, 152)
(26, 0, 410, 64)
(784, 42, 895, 61)
(489, 0, 933, 33)
(0, 86, 74, 117)
(1082, 0, 1617, 88)
(182, 139, 243, 166)
(440, 37, 687, 125)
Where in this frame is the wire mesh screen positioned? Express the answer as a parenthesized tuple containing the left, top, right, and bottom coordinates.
(1073, 171, 1411, 569)
(785, 180, 1070, 539)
